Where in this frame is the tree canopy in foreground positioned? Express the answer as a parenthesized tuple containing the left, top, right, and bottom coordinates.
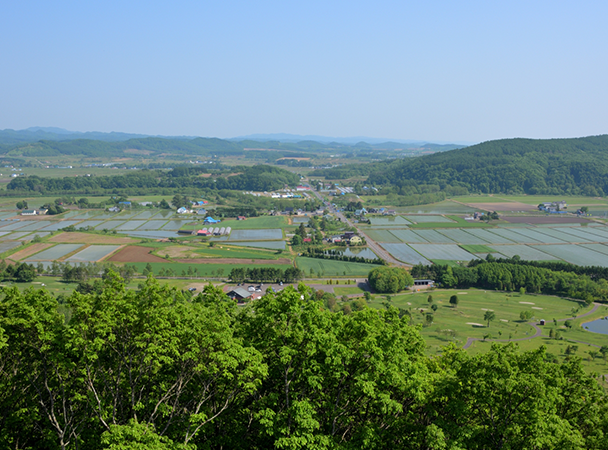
(0, 273, 606, 449)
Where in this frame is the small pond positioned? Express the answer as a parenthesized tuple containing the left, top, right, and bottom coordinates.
(583, 317, 608, 335)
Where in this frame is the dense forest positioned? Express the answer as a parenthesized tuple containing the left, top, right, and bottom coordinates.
(366, 135, 608, 195)
(6, 165, 300, 195)
(1, 274, 606, 449)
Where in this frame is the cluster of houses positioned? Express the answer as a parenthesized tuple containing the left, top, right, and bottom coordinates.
(177, 200, 209, 215)
(538, 201, 567, 213)
(326, 231, 363, 245)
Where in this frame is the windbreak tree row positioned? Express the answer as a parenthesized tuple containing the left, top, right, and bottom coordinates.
(0, 274, 606, 449)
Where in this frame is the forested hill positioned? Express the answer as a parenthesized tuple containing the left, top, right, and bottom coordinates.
(367, 135, 608, 196)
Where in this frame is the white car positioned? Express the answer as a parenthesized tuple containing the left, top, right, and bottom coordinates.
(248, 286, 255, 292)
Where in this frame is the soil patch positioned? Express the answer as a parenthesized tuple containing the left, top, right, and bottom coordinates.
(501, 216, 591, 224)
(9, 243, 53, 261)
(466, 202, 537, 212)
(108, 246, 166, 263)
(49, 232, 137, 244)
(174, 258, 292, 265)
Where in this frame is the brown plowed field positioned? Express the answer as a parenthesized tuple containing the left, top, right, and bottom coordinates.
(49, 232, 136, 244)
(108, 246, 166, 263)
(9, 243, 53, 261)
(501, 216, 592, 224)
(174, 258, 292, 265)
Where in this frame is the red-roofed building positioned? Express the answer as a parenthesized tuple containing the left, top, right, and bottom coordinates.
(303, 238, 312, 243)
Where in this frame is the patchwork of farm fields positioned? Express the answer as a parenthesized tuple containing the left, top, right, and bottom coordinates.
(363, 216, 608, 266)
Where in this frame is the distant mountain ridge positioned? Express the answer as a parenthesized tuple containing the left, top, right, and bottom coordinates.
(0, 127, 465, 156)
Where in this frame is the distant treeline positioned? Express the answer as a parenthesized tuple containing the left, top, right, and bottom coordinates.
(7, 165, 300, 194)
(302, 247, 386, 265)
(228, 266, 303, 283)
(411, 258, 608, 303)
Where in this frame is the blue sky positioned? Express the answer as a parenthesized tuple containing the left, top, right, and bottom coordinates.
(1, 0, 606, 142)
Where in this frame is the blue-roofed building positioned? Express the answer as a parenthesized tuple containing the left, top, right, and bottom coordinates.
(204, 216, 221, 224)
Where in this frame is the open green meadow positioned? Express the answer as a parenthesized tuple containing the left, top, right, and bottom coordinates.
(296, 257, 376, 277)
(365, 289, 599, 356)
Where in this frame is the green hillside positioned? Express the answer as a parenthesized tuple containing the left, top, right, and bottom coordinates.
(367, 135, 608, 196)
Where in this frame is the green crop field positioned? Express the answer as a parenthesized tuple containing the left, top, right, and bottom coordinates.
(365, 289, 598, 357)
(459, 244, 495, 253)
(296, 257, 375, 277)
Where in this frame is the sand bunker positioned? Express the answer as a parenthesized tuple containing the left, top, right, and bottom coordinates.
(466, 322, 485, 327)
(481, 308, 494, 311)
(500, 319, 509, 322)
(519, 301, 535, 305)
(458, 292, 468, 295)
(532, 307, 543, 310)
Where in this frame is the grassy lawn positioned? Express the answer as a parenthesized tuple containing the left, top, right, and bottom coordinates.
(296, 257, 375, 277)
(365, 288, 592, 356)
(179, 215, 288, 230)
(192, 247, 282, 260)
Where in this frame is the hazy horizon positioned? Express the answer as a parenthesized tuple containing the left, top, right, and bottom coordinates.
(1, 1, 606, 142)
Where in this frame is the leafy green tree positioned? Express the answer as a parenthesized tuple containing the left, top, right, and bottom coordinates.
(368, 266, 413, 293)
(484, 310, 496, 327)
(449, 294, 459, 308)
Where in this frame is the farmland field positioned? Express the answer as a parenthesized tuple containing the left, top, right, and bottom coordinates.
(295, 257, 375, 277)
(224, 241, 286, 250)
(409, 244, 478, 261)
(507, 227, 569, 244)
(229, 229, 283, 241)
(535, 244, 608, 267)
(115, 221, 145, 231)
(580, 243, 608, 256)
(489, 244, 556, 261)
(486, 228, 542, 244)
(554, 227, 608, 242)
(18, 221, 53, 231)
(404, 215, 453, 223)
(97, 220, 125, 230)
(528, 227, 593, 243)
(412, 229, 457, 244)
(389, 229, 429, 243)
(437, 229, 490, 245)
(363, 229, 401, 243)
(369, 216, 410, 226)
(0, 241, 23, 255)
(138, 220, 169, 230)
(379, 243, 431, 265)
(26, 244, 84, 261)
(464, 228, 516, 244)
(204, 216, 289, 230)
(65, 245, 122, 262)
